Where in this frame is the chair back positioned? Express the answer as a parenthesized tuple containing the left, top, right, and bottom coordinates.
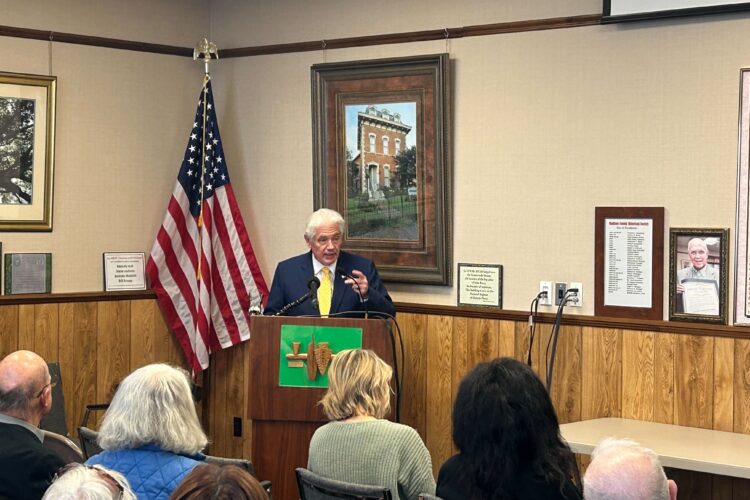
(295, 468, 392, 500)
(77, 425, 103, 459)
(42, 429, 84, 464)
(39, 363, 68, 436)
(204, 455, 256, 475)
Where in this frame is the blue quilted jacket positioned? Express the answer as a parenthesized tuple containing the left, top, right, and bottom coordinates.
(85, 444, 205, 499)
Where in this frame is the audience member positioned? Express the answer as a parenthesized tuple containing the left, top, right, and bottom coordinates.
(42, 463, 136, 499)
(0, 350, 67, 500)
(169, 463, 268, 500)
(86, 363, 208, 500)
(583, 437, 678, 500)
(436, 357, 582, 500)
(307, 349, 435, 500)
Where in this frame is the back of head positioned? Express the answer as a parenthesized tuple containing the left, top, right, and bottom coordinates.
(305, 208, 345, 239)
(0, 350, 50, 421)
(97, 363, 207, 455)
(584, 438, 670, 500)
(452, 357, 577, 498)
(319, 349, 392, 420)
(42, 463, 136, 500)
(169, 464, 268, 500)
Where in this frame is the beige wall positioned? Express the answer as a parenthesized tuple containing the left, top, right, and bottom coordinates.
(2, 1, 748, 320)
(1, 0, 209, 292)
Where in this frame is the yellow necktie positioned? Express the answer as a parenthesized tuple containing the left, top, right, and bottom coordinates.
(318, 267, 332, 316)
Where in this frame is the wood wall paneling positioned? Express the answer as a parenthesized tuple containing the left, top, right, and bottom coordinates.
(0, 305, 19, 359)
(425, 314, 453, 476)
(3, 296, 750, 499)
(59, 302, 98, 436)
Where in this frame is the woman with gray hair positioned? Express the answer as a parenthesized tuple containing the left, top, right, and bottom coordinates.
(85, 363, 208, 500)
(43, 463, 136, 499)
(307, 349, 435, 500)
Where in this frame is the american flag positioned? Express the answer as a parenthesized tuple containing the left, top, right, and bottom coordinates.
(146, 77, 268, 372)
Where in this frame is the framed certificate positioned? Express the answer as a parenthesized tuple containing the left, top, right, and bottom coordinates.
(103, 252, 146, 291)
(594, 207, 664, 320)
(457, 263, 503, 308)
(4, 253, 51, 294)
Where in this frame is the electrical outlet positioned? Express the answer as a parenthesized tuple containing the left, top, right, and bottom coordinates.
(539, 281, 552, 305)
(554, 282, 567, 305)
(569, 282, 582, 307)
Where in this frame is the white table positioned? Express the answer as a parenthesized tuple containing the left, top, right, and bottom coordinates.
(560, 418, 750, 479)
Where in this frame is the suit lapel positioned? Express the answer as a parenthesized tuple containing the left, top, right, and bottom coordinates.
(331, 252, 350, 314)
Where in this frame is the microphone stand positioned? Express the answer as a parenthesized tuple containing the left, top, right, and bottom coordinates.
(273, 291, 313, 316)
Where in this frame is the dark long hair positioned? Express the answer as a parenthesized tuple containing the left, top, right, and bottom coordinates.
(451, 357, 580, 499)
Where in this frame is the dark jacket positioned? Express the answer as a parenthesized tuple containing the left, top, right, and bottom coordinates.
(0, 422, 66, 500)
(264, 251, 395, 317)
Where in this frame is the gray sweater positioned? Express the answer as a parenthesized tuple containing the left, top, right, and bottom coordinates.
(307, 419, 436, 500)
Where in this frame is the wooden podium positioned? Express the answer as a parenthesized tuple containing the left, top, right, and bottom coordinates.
(248, 316, 394, 500)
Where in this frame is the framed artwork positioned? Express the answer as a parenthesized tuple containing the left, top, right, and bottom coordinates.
(0, 72, 56, 231)
(669, 228, 728, 324)
(311, 54, 452, 285)
(735, 68, 750, 324)
(594, 207, 664, 320)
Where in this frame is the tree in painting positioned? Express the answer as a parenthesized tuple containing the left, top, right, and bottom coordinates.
(0, 97, 35, 204)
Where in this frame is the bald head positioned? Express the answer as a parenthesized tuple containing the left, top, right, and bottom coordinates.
(584, 438, 677, 500)
(0, 350, 51, 422)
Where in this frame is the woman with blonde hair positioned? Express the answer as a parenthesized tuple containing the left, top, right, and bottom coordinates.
(307, 349, 435, 500)
(86, 363, 208, 500)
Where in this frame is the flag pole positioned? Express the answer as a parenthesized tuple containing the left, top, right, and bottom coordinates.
(193, 39, 219, 282)
(192, 39, 219, 376)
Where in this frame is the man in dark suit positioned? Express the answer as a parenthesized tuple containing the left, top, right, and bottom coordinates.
(264, 208, 395, 317)
(0, 350, 66, 500)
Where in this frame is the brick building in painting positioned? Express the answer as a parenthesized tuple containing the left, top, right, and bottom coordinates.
(356, 105, 412, 199)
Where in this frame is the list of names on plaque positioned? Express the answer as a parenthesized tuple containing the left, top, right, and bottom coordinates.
(604, 218, 653, 308)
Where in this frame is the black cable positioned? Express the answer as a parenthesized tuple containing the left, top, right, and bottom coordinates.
(527, 291, 546, 366)
(323, 309, 403, 422)
(545, 289, 577, 392)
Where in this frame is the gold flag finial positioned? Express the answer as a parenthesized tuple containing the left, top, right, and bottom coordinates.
(193, 38, 219, 75)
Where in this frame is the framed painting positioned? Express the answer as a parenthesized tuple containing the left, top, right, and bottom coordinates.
(735, 67, 750, 324)
(311, 54, 452, 285)
(0, 72, 56, 231)
(669, 227, 728, 324)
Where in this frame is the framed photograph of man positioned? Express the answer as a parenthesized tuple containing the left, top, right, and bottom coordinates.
(0, 72, 56, 231)
(668, 227, 728, 324)
(311, 54, 452, 285)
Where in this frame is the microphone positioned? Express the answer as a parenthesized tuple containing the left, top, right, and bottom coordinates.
(273, 277, 320, 316)
(336, 267, 368, 319)
(308, 276, 321, 311)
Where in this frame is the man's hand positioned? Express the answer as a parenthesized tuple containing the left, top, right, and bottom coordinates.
(345, 269, 369, 297)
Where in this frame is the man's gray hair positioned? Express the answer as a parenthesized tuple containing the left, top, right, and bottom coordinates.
(584, 437, 669, 500)
(305, 208, 345, 240)
(0, 385, 34, 414)
(97, 363, 208, 455)
(42, 464, 136, 500)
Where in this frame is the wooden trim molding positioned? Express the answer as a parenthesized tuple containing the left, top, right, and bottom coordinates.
(395, 302, 750, 339)
(0, 14, 601, 58)
(0, 25, 193, 56)
(220, 15, 601, 58)
(0, 290, 155, 305)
